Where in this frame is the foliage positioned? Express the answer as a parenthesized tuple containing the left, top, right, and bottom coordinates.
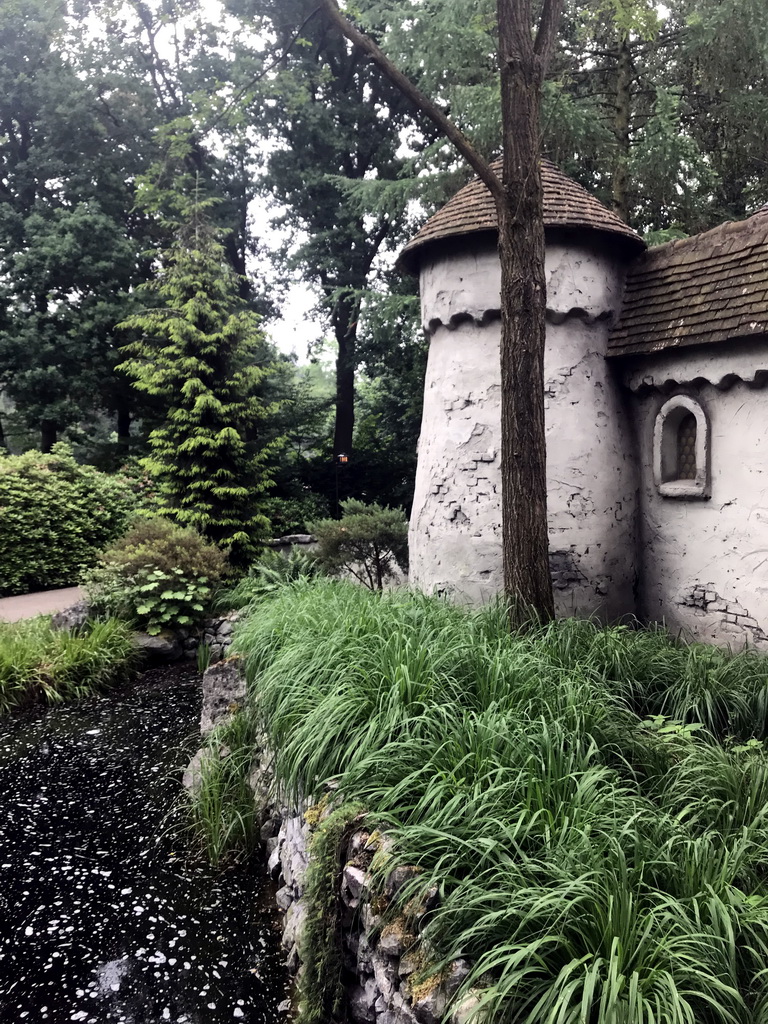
(233, 0, 428, 458)
(0, 443, 136, 596)
(218, 548, 325, 611)
(118, 194, 277, 565)
(0, 0, 273, 451)
(0, 616, 137, 715)
(83, 517, 227, 634)
(231, 580, 768, 1024)
(310, 500, 408, 590)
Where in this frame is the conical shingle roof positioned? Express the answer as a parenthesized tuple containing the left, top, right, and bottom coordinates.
(400, 159, 645, 272)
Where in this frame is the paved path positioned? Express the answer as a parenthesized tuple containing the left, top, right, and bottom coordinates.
(0, 586, 83, 623)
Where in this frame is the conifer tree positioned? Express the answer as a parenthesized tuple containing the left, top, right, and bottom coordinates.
(118, 193, 274, 567)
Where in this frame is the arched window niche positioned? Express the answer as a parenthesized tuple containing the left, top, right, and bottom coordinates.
(653, 395, 710, 499)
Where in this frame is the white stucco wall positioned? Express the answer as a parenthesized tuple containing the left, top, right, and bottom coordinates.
(623, 342, 768, 649)
(409, 234, 639, 619)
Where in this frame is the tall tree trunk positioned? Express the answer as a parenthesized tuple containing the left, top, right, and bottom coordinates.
(41, 419, 57, 453)
(116, 401, 131, 452)
(612, 36, 632, 222)
(0, 412, 7, 452)
(332, 295, 356, 460)
(496, 0, 556, 623)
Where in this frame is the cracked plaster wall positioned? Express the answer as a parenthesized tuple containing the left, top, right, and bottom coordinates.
(410, 235, 638, 618)
(632, 375, 768, 650)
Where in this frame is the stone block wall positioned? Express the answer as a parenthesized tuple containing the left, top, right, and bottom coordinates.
(264, 807, 484, 1024)
(189, 660, 486, 1024)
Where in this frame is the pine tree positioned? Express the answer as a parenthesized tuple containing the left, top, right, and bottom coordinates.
(118, 194, 275, 566)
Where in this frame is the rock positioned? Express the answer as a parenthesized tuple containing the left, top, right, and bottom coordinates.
(450, 990, 487, 1024)
(347, 829, 372, 858)
(50, 601, 90, 631)
(200, 657, 246, 737)
(182, 748, 207, 795)
(385, 864, 421, 898)
(371, 949, 397, 1003)
(261, 817, 281, 841)
(268, 844, 282, 879)
(398, 950, 421, 978)
(281, 900, 307, 952)
(410, 975, 447, 1024)
(357, 931, 374, 974)
(410, 961, 470, 1024)
(134, 630, 182, 663)
(377, 919, 415, 957)
(271, 533, 316, 545)
(362, 902, 381, 933)
(217, 619, 235, 637)
(276, 884, 294, 911)
(378, 1004, 419, 1024)
(341, 864, 367, 905)
(285, 944, 300, 974)
(349, 978, 378, 1023)
(277, 999, 292, 1014)
(443, 959, 471, 998)
(210, 643, 224, 662)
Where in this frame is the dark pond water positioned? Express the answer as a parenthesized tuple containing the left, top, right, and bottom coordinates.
(0, 665, 291, 1024)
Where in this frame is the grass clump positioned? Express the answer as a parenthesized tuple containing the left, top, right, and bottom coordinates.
(181, 709, 261, 867)
(0, 616, 137, 715)
(231, 579, 768, 1024)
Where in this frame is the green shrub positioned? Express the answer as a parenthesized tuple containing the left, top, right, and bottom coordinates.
(0, 616, 137, 715)
(229, 581, 768, 1024)
(0, 443, 136, 596)
(83, 517, 228, 634)
(310, 499, 408, 590)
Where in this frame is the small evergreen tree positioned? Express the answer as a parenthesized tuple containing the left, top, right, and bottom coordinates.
(119, 194, 275, 566)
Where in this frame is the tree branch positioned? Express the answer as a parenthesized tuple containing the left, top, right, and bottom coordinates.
(317, 0, 502, 203)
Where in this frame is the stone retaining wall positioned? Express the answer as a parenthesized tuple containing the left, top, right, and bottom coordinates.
(190, 659, 484, 1024)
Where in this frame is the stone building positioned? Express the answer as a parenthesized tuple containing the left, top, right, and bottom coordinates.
(401, 160, 768, 648)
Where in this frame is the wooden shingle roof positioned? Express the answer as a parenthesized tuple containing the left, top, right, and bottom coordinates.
(399, 158, 645, 272)
(609, 212, 768, 358)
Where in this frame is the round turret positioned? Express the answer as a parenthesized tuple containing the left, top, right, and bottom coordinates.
(406, 161, 645, 618)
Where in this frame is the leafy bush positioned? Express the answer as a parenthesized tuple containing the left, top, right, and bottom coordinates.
(83, 518, 228, 634)
(310, 499, 408, 590)
(0, 443, 136, 597)
(229, 581, 768, 1024)
(0, 616, 137, 715)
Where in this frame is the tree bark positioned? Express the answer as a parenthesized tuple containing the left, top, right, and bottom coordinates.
(333, 300, 356, 460)
(41, 419, 57, 453)
(496, 0, 556, 622)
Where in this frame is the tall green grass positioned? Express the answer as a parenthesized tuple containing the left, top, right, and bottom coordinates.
(227, 579, 768, 1023)
(0, 616, 137, 714)
(180, 709, 261, 867)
